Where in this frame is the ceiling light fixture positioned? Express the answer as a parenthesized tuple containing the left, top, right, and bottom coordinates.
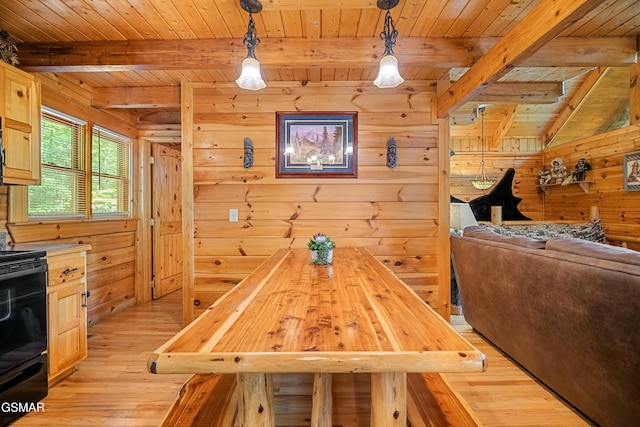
(373, 0, 404, 89)
(236, 0, 266, 91)
(471, 105, 496, 190)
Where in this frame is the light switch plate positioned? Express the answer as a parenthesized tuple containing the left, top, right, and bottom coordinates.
(229, 208, 238, 222)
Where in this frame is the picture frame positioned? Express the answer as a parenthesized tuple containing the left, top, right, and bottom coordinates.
(624, 151, 640, 191)
(276, 111, 357, 178)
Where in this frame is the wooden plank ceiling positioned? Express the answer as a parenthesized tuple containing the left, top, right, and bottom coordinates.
(0, 0, 638, 144)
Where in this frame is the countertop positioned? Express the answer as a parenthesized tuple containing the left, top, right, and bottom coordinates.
(5, 243, 92, 256)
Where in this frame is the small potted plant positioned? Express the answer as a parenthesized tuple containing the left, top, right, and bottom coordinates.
(307, 233, 335, 265)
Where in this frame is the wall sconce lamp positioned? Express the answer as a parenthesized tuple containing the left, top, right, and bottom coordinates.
(373, 0, 404, 89)
(236, 0, 266, 91)
(386, 137, 397, 168)
(243, 137, 254, 168)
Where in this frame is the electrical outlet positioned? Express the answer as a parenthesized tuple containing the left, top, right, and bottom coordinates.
(229, 208, 238, 222)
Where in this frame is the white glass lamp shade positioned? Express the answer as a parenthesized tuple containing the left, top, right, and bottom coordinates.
(450, 203, 478, 232)
(236, 57, 266, 91)
(373, 55, 404, 88)
(470, 178, 496, 190)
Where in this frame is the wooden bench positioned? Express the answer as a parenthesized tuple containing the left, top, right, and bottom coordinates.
(163, 372, 481, 426)
(407, 372, 483, 427)
(161, 373, 238, 427)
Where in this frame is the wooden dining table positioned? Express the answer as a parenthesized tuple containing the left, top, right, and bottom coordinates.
(148, 247, 486, 426)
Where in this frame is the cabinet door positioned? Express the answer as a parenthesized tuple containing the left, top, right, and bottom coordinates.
(48, 280, 88, 382)
(1, 64, 41, 185)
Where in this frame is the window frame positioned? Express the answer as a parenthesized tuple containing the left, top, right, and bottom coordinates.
(91, 125, 132, 217)
(24, 107, 132, 221)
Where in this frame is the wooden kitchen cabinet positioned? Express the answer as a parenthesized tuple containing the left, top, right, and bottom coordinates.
(45, 245, 91, 384)
(0, 60, 41, 185)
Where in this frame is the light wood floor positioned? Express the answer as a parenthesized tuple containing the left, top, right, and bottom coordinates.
(14, 291, 593, 426)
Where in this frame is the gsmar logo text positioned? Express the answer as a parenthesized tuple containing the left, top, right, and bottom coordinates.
(1, 401, 45, 413)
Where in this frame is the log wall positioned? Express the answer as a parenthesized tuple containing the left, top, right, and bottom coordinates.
(543, 124, 640, 250)
(450, 136, 544, 220)
(186, 81, 447, 316)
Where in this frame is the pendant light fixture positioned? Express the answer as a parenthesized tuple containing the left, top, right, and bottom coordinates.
(373, 0, 404, 89)
(236, 0, 266, 91)
(470, 105, 496, 190)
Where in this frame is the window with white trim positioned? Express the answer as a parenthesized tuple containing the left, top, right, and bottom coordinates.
(92, 126, 130, 216)
(28, 108, 131, 219)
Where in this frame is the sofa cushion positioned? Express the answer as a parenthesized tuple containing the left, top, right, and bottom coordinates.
(545, 237, 640, 267)
(463, 226, 547, 249)
(478, 218, 607, 243)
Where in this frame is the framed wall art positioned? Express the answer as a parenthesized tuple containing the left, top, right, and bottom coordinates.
(624, 151, 640, 191)
(276, 111, 357, 178)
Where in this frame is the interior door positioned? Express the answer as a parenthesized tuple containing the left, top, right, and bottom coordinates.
(151, 144, 183, 299)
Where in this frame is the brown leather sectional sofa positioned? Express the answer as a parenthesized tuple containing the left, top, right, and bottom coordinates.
(451, 226, 640, 427)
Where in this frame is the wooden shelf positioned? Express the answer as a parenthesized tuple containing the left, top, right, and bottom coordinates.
(538, 180, 594, 195)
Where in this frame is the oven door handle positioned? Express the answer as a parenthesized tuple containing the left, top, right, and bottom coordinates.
(0, 288, 12, 322)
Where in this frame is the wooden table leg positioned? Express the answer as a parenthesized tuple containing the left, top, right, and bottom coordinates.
(311, 372, 332, 427)
(370, 372, 407, 427)
(236, 373, 275, 427)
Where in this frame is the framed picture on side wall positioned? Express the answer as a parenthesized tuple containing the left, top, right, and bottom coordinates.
(624, 151, 640, 191)
(276, 111, 357, 178)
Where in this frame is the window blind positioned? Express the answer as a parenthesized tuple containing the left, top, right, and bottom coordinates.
(29, 109, 87, 218)
(91, 126, 131, 215)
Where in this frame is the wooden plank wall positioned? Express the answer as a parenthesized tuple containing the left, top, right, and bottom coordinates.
(2, 73, 141, 326)
(543, 124, 640, 250)
(8, 221, 139, 326)
(450, 136, 544, 220)
(187, 81, 445, 316)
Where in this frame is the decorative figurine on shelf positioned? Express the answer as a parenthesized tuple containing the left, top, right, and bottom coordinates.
(550, 158, 568, 184)
(561, 158, 592, 187)
(0, 30, 18, 66)
(571, 158, 591, 182)
(538, 165, 552, 185)
(307, 233, 335, 265)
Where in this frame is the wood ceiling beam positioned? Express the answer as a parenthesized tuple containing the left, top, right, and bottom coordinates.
(491, 106, 518, 149)
(93, 86, 180, 109)
(436, 0, 610, 119)
(449, 109, 477, 126)
(91, 81, 563, 109)
(473, 82, 564, 104)
(16, 36, 635, 73)
(544, 67, 608, 146)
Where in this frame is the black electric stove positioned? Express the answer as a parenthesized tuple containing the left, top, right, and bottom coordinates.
(0, 249, 48, 426)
